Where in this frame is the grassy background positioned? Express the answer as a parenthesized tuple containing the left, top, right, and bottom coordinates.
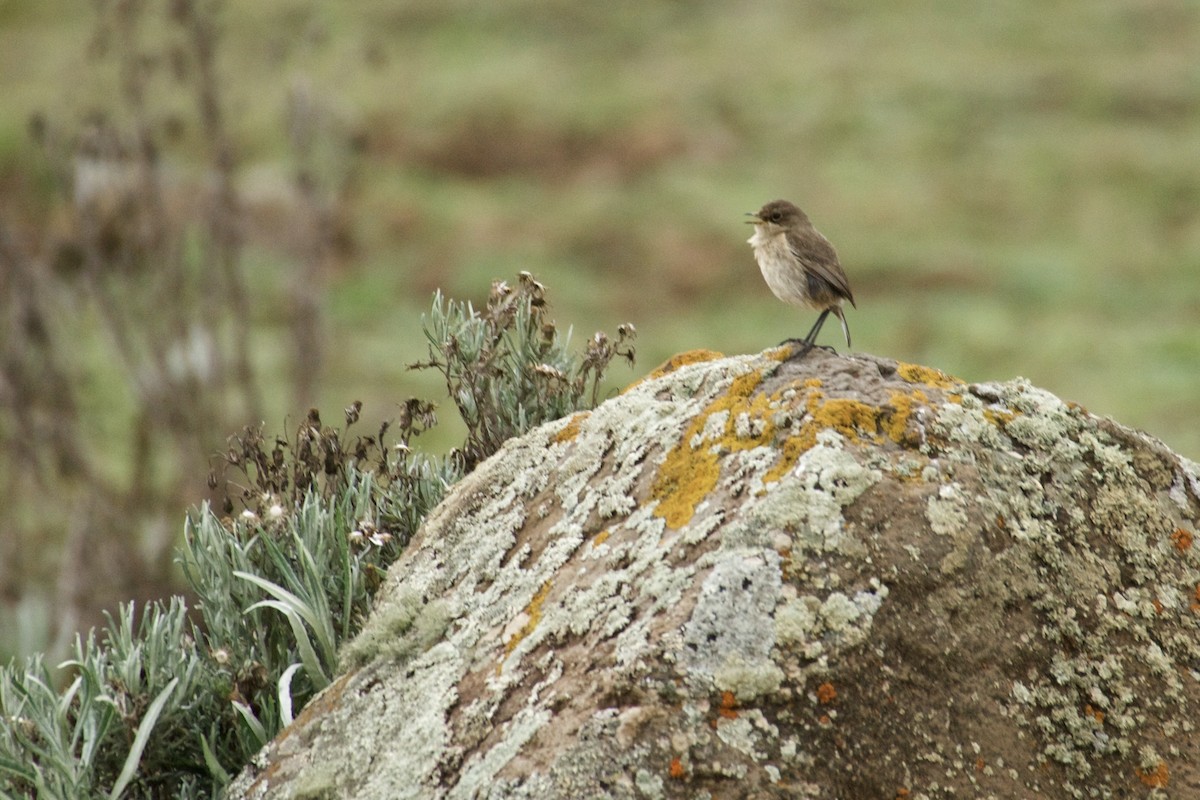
(2, 0, 1197, 460)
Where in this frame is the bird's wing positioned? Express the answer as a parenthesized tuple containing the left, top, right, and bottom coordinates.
(790, 233, 856, 307)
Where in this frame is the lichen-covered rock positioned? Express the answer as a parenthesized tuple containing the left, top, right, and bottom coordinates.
(227, 348, 1200, 800)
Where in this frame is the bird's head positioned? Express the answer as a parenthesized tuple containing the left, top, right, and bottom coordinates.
(745, 199, 810, 233)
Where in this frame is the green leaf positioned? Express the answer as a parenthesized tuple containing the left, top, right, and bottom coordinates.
(245, 599, 331, 690)
(232, 701, 268, 749)
(199, 733, 231, 784)
(108, 677, 178, 799)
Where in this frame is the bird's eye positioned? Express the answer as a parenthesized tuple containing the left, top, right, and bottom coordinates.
(769, 211, 782, 222)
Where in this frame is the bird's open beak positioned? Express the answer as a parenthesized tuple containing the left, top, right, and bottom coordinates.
(744, 212, 760, 224)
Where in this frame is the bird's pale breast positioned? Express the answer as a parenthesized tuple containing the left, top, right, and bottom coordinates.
(747, 228, 824, 310)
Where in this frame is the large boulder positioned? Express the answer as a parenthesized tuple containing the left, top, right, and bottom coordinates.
(227, 348, 1200, 799)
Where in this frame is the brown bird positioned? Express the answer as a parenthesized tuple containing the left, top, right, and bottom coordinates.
(746, 200, 856, 357)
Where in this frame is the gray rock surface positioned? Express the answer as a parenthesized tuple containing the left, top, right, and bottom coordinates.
(227, 347, 1200, 799)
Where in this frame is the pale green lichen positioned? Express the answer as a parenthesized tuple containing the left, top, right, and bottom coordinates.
(774, 596, 819, 649)
(633, 768, 664, 799)
(713, 654, 786, 701)
(339, 589, 452, 671)
(714, 714, 770, 761)
(925, 483, 973, 574)
(450, 706, 552, 799)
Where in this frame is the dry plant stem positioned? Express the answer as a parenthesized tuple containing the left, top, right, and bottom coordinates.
(285, 80, 331, 410)
(176, 0, 261, 424)
(0, 0, 275, 653)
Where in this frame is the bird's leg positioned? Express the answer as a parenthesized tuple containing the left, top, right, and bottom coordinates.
(779, 309, 833, 359)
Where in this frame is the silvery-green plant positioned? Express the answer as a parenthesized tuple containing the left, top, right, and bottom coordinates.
(0, 275, 635, 798)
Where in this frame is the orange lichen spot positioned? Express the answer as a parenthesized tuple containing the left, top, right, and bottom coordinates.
(896, 362, 962, 389)
(1084, 704, 1105, 725)
(717, 690, 739, 719)
(818, 714, 832, 726)
(895, 790, 910, 799)
(627, 349, 725, 391)
(816, 682, 838, 704)
(552, 412, 589, 444)
(1136, 761, 1169, 788)
(668, 757, 686, 780)
(975, 757, 985, 772)
(1171, 528, 1194, 552)
(592, 529, 610, 547)
(504, 580, 553, 656)
(1192, 585, 1200, 613)
(1152, 598, 1164, 615)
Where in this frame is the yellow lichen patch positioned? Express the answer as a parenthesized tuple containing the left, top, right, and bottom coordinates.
(592, 529, 610, 547)
(652, 370, 774, 528)
(764, 344, 796, 361)
(725, 370, 763, 402)
(881, 389, 928, 445)
(897, 362, 962, 389)
(505, 580, 553, 656)
(552, 411, 589, 444)
(624, 349, 725, 393)
(764, 389, 888, 483)
(651, 440, 720, 529)
(655, 372, 928, 519)
(762, 433, 810, 484)
(807, 397, 880, 442)
(982, 408, 1017, 427)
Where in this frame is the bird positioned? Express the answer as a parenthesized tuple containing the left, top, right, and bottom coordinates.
(745, 199, 856, 358)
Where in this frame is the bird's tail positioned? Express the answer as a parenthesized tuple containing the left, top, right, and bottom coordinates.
(832, 306, 851, 348)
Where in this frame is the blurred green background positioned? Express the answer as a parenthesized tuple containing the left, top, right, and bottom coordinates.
(1, 0, 1197, 654)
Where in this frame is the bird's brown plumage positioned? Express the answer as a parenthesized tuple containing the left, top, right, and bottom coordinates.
(746, 199, 856, 352)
